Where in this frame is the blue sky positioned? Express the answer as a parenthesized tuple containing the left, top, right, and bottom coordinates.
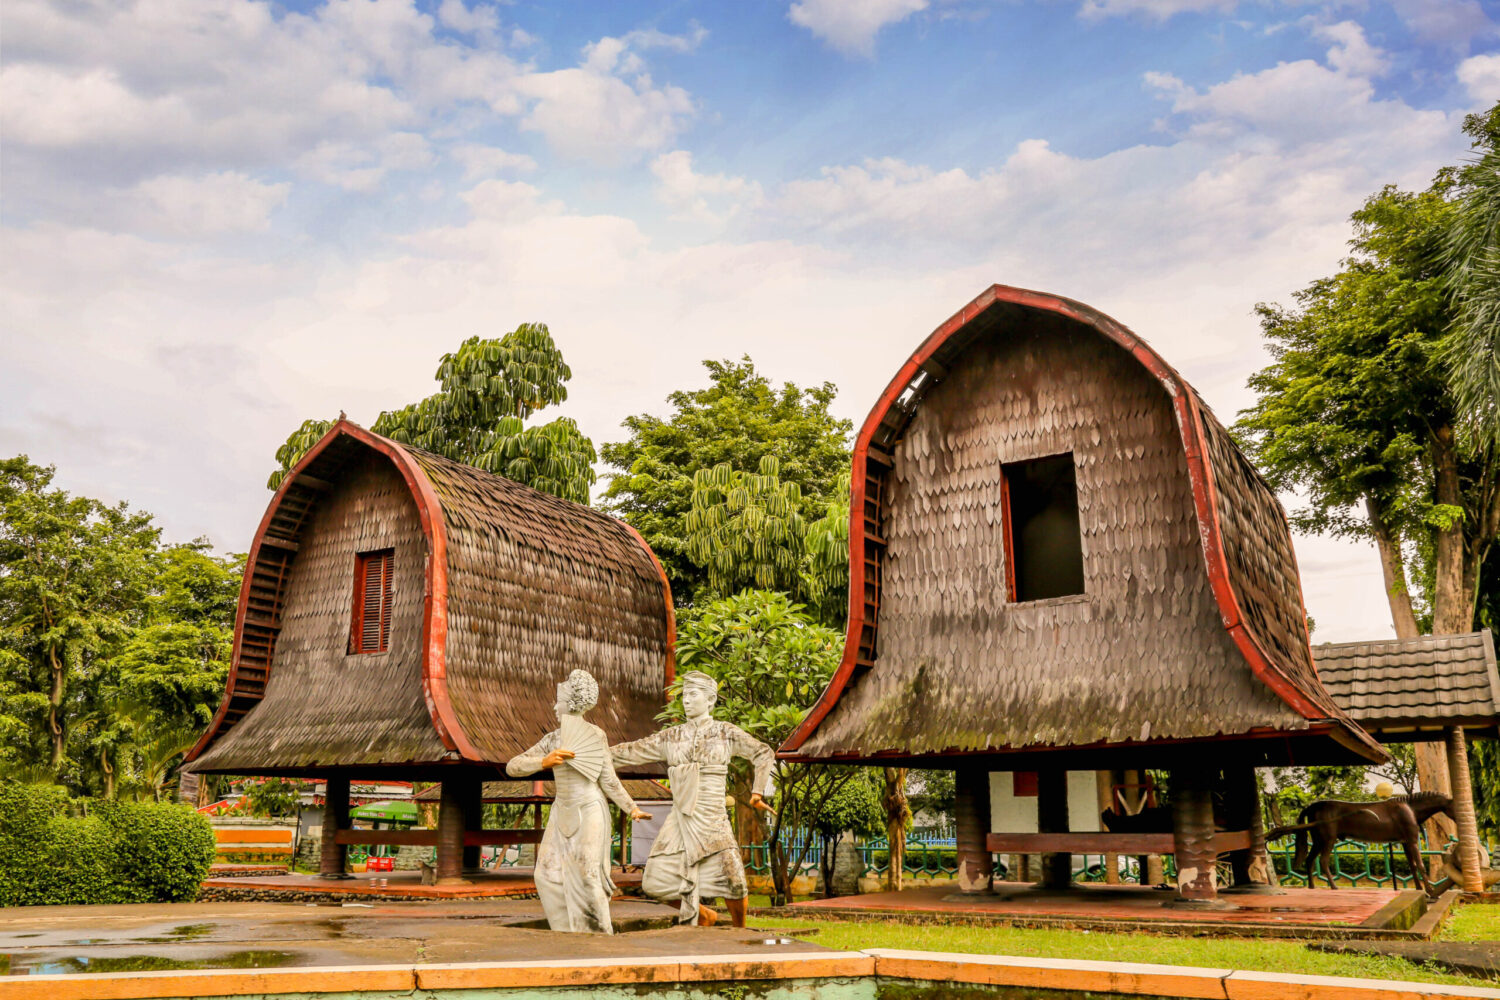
(1, 0, 1497, 641)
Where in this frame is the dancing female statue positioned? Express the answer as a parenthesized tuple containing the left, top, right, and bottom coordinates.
(611, 670, 775, 927)
(506, 669, 648, 933)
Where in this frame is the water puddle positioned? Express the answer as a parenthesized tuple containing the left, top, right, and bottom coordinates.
(4, 950, 299, 976)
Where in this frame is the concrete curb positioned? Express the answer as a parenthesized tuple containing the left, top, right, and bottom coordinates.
(2, 948, 1495, 1000)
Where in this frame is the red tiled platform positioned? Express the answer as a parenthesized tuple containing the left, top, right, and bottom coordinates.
(791, 883, 1413, 934)
(201, 867, 643, 900)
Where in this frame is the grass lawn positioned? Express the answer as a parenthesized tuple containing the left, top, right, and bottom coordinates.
(749, 906, 1500, 989)
(1441, 901, 1500, 943)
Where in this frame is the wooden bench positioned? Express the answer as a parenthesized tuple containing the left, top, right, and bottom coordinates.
(985, 831, 1252, 855)
(333, 829, 544, 847)
(213, 827, 295, 861)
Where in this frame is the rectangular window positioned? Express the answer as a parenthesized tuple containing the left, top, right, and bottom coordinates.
(351, 549, 394, 654)
(1013, 772, 1039, 797)
(1001, 453, 1085, 602)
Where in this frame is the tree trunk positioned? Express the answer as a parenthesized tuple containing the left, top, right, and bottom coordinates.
(882, 767, 910, 892)
(48, 649, 65, 775)
(1416, 742, 1457, 873)
(1431, 425, 1476, 635)
(1366, 497, 1420, 638)
(101, 750, 115, 800)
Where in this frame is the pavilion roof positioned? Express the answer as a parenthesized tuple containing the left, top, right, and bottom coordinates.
(1314, 631, 1499, 736)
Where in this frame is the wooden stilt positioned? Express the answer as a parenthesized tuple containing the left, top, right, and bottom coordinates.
(954, 767, 993, 894)
(1169, 768, 1226, 908)
(319, 777, 352, 879)
(1223, 766, 1280, 894)
(437, 781, 470, 885)
(1445, 726, 1484, 893)
(1037, 769, 1072, 890)
(460, 778, 482, 874)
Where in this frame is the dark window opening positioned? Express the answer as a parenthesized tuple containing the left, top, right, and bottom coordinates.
(1013, 771, 1039, 797)
(351, 549, 394, 654)
(1002, 453, 1084, 602)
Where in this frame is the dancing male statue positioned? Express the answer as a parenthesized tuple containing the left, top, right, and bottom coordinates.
(611, 670, 774, 927)
(506, 669, 648, 933)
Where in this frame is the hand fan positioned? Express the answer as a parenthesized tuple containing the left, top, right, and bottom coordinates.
(559, 714, 606, 782)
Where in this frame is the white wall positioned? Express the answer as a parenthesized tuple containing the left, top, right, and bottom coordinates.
(989, 771, 1103, 832)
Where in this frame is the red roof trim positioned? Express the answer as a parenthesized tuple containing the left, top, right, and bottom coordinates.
(186, 420, 481, 763)
(780, 284, 1344, 756)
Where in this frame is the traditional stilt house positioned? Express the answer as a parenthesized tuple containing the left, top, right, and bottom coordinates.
(185, 420, 674, 884)
(779, 284, 1387, 905)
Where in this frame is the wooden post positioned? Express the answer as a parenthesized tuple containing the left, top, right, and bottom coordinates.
(954, 767, 993, 894)
(1445, 726, 1485, 893)
(1096, 770, 1120, 885)
(1037, 769, 1072, 890)
(319, 777, 352, 879)
(436, 781, 470, 885)
(1169, 768, 1224, 907)
(1223, 766, 1279, 893)
(460, 778, 482, 874)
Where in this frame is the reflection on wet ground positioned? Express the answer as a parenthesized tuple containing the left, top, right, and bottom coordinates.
(9, 951, 297, 976)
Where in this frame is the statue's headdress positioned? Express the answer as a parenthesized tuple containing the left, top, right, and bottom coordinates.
(558, 669, 599, 714)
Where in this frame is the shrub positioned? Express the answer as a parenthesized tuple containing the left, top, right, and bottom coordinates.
(0, 781, 214, 905)
(97, 800, 216, 903)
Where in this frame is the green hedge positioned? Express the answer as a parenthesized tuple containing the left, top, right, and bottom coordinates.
(0, 782, 216, 906)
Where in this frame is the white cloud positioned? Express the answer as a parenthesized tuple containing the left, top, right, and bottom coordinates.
(1458, 53, 1500, 104)
(0, 0, 702, 198)
(1387, 0, 1494, 47)
(650, 151, 764, 223)
(436, 0, 500, 36)
(132, 172, 290, 236)
(451, 143, 538, 179)
(1315, 21, 1389, 78)
(787, 0, 928, 56)
(518, 34, 698, 164)
(1077, 0, 1235, 22)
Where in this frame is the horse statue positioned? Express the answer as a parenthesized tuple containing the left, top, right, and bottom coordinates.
(1268, 792, 1453, 898)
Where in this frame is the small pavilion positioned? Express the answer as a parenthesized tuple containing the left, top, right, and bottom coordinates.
(1315, 631, 1499, 891)
(186, 420, 674, 885)
(780, 284, 1388, 907)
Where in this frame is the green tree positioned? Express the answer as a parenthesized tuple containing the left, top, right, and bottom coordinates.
(0, 457, 158, 785)
(809, 769, 883, 897)
(269, 324, 596, 504)
(109, 543, 240, 800)
(1442, 103, 1500, 452)
(664, 590, 854, 904)
(601, 358, 852, 611)
(1235, 175, 1498, 640)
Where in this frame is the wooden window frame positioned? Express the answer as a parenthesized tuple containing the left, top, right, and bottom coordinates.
(351, 548, 394, 655)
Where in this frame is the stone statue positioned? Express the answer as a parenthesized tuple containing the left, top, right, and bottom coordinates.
(506, 669, 648, 933)
(611, 670, 775, 927)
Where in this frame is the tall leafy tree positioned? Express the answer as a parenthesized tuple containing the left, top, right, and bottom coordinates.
(1236, 175, 1498, 640)
(1442, 103, 1500, 452)
(601, 358, 852, 610)
(0, 457, 157, 783)
(269, 323, 596, 504)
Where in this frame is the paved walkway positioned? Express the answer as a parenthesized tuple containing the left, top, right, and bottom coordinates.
(0, 899, 815, 976)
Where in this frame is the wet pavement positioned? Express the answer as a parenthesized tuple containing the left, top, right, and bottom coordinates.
(0, 899, 825, 975)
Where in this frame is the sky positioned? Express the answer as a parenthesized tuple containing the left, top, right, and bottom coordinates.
(2, 0, 1497, 644)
